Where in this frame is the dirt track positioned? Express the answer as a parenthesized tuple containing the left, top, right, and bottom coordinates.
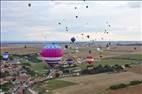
(54, 72, 142, 94)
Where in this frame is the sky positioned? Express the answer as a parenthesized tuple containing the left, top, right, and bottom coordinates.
(1, 1, 142, 42)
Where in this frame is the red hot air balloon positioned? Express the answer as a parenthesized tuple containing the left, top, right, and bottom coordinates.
(86, 55, 94, 64)
(40, 43, 64, 68)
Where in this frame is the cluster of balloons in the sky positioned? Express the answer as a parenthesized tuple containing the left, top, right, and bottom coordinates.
(26, 1, 113, 69)
(27, 1, 112, 42)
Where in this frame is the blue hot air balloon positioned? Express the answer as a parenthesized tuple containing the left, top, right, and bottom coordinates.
(71, 37, 76, 43)
(2, 52, 9, 61)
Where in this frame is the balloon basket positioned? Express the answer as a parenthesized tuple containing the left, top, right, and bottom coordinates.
(87, 65, 94, 70)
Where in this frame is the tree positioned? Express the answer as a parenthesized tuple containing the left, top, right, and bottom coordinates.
(24, 45, 27, 48)
(0, 55, 2, 60)
(9, 55, 14, 60)
(1, 71, 10, 78)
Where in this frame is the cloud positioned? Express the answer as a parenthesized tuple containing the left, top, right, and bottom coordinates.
(128, 2, 141, 8)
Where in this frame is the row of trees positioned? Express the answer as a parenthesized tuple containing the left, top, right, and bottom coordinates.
(109, 80, 142, 90)
(81, 64, 127, 74)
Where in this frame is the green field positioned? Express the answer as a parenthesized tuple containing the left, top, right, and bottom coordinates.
(31, 62, 47, 73)
(77, 54, 142, 69)
(32, 79, 76, 94)
(22, 54, 142, 72)
(23, 54, 142, 94)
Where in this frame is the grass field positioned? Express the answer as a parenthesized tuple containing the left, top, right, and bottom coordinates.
(22, 54, 142, 72)
(53, 72, 142, 94)
(31, 62, 47, 73)
(78, 54, 142, 69)
(32, 79, 76, 94)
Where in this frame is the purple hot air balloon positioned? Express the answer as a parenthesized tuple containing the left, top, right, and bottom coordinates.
(2, 52, 9, 61)
(66, 58, 73, 65)
(71, 37, 76, 43)
(40, 43, 64, 68)
(65, 45, 68, 49)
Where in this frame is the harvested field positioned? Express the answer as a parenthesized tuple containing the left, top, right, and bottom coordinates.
(107, 84, 142, 94)
(128, 64, 142, 74)
(53, 72, 142, 94)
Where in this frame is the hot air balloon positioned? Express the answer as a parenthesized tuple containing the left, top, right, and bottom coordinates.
(2, 52, 9, 61)
(96, 48, 103, 59)
(28, 3, 31, 7)
(77, 57, 82, 64)
(75, 47, 79, 53)
(40, 43, 64, 68)
(87, 35, 90, 39)
(65, 45, 68, 49)
(88, 50, 92, 54)
(71, 37, 76, 43)
(66, 58, 73, 65)
(86, 6, 88, 8)
(86, 55, 94, 64)
(134, 47, 137, 50)
(66, 27, 68, 31)
(58, 22, 61, 25)
(106, 44, 110, 50)
(106, 43, 109, 48)
(74, 7, 77, 9)
(108, 42, 111, 45)
(75, 16, 78, 19)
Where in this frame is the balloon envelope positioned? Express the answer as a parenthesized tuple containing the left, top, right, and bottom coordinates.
(71, 37, 76, 43)
(2, 52, 9, 60)
(65, 45, 68, 49)
(28, 3, 31, 7)
(40, 43, 64, 64)
(66, 58, 73, 65)
(86, 55, 94, 64)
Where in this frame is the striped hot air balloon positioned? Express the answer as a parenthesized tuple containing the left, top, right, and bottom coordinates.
(86, 55, 94, 64)
(40, 43, 64, 68)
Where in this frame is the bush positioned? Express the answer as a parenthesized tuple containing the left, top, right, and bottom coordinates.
(109, 83, 127, 90)
(0, 55, 2, 60)
(1, 71, 10, 78)
(124, 64, 131, 68)
(129, 80, 142, 85)
(0, 82, 13, 91)
(21, 62, 31, 66)
(22, 66, 36, 76)
(9, 55, 14, 60)
(113, 64, 124, 72)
